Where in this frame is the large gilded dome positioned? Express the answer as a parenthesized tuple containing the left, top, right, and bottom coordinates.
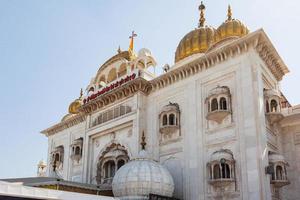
(175, 26, 216, 63)
(216, 6, 249, 42)
(175, 2, 216, 63)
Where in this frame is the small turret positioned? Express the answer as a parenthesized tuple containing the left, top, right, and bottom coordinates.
(37, 160, 47, 177)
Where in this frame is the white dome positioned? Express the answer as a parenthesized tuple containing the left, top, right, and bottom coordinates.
(138, 48, 152, 57)
(112, 151, 174, 199)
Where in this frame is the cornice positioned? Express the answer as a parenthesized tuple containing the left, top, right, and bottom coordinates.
(81, 77, 151, 114)
(41, 113, 86, 136)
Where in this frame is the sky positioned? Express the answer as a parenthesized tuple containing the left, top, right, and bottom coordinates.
(0, 0, 300, 178)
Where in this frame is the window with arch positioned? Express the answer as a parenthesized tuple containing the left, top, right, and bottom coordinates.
(51, 146, 64, 170)
(270, 99, 278, 112)
(88, 87, 95, 95)
(268, 152, 290, 188)
(54, 153, 60, 162)
(219, 97, 227, 110)
(266, 100, 270, 113)
(169, 113, 175, 125)
(98, 76, 106, 88)
(221, 163, 230, 179)
(96, 143, 129, 184)
(118, 64, 127, 77)
(162, 114, 168, 126)
(70, 138, 83, 162)
(208, 149, 235, 187)
(117, 159, 125, 169)
(75, 146, 81, 155)
(213, 164, 221, 179)
(264, 89, 282, 116)
(211, 98, 218, 111)
(206, 86, 232, 124)
(103, 160, 116, 180)
(107, 68, 117, 83)
(276, 165, 283, 180)
(159, 102, 181, 143)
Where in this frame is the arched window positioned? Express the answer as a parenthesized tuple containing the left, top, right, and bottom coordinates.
(276, 165, 283, 180)
(104, 160, 116, 179)
(219, 97, 227, 110)
(97, 143, 129, 184)
(118, 64, 127, 77)
(55, 153, 60, 162)
(169, 114, 175, 125)
(270, 99, 278, 112)
(75, 146, 81, 155)
(117, 159, 125, 169)
(162, 114, 168, 126)
(107, 68, 117, 83)
(266, 100, 270, 113)
(88, 87, 94, 93)
(221, 163, 230, 178)
(213, 164, 221, 179)
(211, 98, 218, 111)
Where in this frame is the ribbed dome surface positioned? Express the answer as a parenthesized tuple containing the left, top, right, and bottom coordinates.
(112, 151, 174, 199)
(216, 19, 249, 42)
(216, 6, 249, 42)
(175, 26, 216, 63)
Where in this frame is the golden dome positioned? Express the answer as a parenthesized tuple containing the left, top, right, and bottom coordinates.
(216, 5, 249, 42)
(175, 2, 216, 63)
(68, 89, 83, 114)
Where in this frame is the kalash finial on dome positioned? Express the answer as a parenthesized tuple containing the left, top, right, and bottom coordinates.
(175, 1, 216, 63)
(227, 5, 232, 21)
(198, 1, 206, 27)
(216, 4, 249, 42)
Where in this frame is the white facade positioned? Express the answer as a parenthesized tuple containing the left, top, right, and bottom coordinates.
(41, 13, 300, 200)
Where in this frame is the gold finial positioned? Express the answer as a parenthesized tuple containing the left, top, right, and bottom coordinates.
(128, 31, 137, 53)
(79, 88, 83, 98)
(198, 1, 206, 28)
(141, 131, 146, 150)
(227, 5, 232, 21)
(117, 45, 121, 54)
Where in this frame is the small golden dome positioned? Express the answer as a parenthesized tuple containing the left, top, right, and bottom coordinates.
(68, 89, 83, 114)
(175, 2, 216, 63)
(216, 5, 249, 42)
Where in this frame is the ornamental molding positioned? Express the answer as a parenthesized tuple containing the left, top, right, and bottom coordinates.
(80, 77, 151, 114)
(41, 114, 86, 136)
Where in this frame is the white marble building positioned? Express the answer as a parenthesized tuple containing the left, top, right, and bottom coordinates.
(40, 3, 300, 200)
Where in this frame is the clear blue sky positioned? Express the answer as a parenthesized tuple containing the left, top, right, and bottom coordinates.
(0, 0, 299, 178)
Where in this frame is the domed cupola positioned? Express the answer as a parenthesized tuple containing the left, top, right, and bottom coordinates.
(112, 132, 174, 199)
(175, 2, 216, 63)
(61, 89, 84, 122)
(68, 89, 83, 114)
(216, 5, 249, 43)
